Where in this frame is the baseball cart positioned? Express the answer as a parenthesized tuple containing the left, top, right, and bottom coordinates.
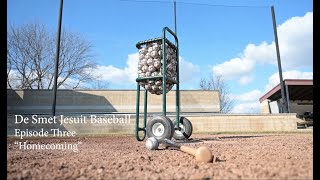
(135, 27, 193, 141)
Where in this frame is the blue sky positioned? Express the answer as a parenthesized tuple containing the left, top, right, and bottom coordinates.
(7, 0, 313, 113)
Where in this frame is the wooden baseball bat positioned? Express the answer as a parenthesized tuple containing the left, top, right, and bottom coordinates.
(162, 139, 213, 163)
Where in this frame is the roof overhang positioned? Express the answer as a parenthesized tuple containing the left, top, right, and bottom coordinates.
(259, 79, 313, 103)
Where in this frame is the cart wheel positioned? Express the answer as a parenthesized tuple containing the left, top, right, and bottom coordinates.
(172, 117, 193, 140)
(146, 115, 174, 141)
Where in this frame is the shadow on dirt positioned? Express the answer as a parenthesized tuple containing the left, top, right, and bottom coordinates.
(217, 135, 264, 139)
(184, 135, 265, 143)
(175, 138, 203, 144)
(164, 135, 265, 145)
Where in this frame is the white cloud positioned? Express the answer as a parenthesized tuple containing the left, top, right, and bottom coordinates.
(230, 89, 263, 113)
(8, 52, 200, 89)
(243, 42, 276, 65)
(233, 89, 263, 102)
(92, 53, 139, 86)
(179, 56, 200, 84)
(239, 75, 254, 85)
(212, 57, 254, 80)
(231, 102, 261, 114)
(212, 12, 313, 84)
(265, 70, 313, 92)
(92, 53, 200, 88)
(277, 12, 313, 69)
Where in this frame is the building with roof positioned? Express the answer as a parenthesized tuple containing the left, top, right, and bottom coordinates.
(259, 79, 313, 116)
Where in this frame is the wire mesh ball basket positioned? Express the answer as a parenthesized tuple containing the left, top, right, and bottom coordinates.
(137, 38, 177, 95)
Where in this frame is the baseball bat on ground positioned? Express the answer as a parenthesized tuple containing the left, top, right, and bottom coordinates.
(162, 139, 213, 163)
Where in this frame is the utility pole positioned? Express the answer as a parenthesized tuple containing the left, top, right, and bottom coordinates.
(174, 0, 177, 35)
(271, 5, 288, 113)
(52, 0, 64, 116)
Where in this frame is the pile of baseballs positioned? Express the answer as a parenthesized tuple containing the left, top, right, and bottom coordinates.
(138, 41, 177, 95)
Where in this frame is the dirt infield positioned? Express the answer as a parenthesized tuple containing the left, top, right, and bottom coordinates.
(7, 133, 312, 180)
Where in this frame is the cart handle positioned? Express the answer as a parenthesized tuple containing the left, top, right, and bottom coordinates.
(163, 27, 178, 45)
(162, 27, 180, 122)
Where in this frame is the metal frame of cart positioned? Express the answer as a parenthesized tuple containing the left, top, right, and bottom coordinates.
(135, 27, 186, 141)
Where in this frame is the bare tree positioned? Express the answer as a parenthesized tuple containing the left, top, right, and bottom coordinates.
(83, 75, 110, 90)
(7, 22, 98, 89)
(200, 74, 234, 113)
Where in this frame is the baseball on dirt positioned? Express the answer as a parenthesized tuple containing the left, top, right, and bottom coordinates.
(145, 137, 159, 150)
